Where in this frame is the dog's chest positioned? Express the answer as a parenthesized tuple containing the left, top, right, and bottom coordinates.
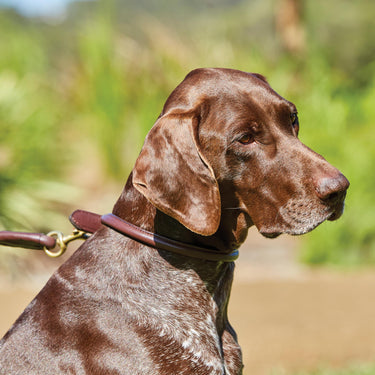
(17, 242, 241, 374)
(119, 269, 226, 372)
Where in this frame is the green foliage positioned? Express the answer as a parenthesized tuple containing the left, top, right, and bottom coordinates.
(0, 0, 374, 265)
(0, 14, 69, 230)
(296, 57, 375, 266)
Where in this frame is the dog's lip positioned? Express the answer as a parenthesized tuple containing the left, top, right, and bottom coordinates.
(327, 202, 345, 221)
(258, 229, 282, 239)
(327, 210, 343, 221)
(258, 213, 328, 238)
(254, 197, 347, 238)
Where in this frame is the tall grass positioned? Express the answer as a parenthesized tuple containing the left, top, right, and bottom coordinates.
(0, 14, 69, 230)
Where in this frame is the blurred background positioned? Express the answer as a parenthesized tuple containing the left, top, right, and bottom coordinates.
(0, 0, 375, 374)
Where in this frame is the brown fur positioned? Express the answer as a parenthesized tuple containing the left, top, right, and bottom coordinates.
(0, 68, 349, 374)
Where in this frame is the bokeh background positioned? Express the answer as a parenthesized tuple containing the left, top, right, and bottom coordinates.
(0, 1, 375, 374)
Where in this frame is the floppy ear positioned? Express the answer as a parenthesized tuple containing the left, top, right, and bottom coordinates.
(132, 113, 221, 236)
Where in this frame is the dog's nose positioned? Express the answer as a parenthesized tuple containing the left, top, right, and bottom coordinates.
(315, 173, 350, 201)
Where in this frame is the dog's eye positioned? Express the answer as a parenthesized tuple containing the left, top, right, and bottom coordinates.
(290, 112, 298, 127)
(238, 134, 255, 145)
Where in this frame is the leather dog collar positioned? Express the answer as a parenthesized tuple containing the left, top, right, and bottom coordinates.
(0, 210, 238, 262)
(100, 213, 239, 263)
(70, 210, 238, 262)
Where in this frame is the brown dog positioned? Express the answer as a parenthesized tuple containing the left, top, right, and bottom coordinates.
(0, 68, 349, 374)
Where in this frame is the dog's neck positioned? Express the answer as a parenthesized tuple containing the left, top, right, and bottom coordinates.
(111, 173, 243, 330)
(113, 173, 251, 254)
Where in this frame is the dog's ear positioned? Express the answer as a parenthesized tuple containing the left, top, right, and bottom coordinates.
(132, 113, 221, 236)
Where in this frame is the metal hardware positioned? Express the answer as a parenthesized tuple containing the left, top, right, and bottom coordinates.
(44, 229, 89, 258)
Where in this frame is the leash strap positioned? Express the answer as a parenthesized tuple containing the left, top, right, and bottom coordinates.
(0, 231, 56, 250)
(0, 209, 96, 256)
(0, 210, 239, 262)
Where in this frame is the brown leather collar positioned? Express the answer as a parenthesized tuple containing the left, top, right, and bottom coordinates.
(0, 210, 238, 262)
(99, 213, 239, 262)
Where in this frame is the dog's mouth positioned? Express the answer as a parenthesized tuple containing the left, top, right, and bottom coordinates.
(259, 231, 282, 239)
(259, 217, 324, 238)
(327, 195, 346, 221)
(258, 198, 346, 238)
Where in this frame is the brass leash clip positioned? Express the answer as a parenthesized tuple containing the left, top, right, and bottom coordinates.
(44, 229, 89, 258)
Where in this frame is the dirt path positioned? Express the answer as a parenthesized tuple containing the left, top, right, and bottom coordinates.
(230, 272, 375, 374)
(1, 233, 375, 374)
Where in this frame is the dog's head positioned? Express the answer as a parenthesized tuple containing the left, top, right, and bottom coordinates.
(132, 68, 349, 241)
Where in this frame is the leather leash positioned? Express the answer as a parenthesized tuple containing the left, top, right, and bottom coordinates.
(0, 210, 239, 262)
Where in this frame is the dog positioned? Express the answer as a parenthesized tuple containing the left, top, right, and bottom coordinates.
(0, 68, 349, 374)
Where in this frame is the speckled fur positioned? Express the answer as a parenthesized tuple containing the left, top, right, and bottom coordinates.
(0, 68, 348, 374)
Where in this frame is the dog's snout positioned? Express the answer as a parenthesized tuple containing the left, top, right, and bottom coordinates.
(315, 173, 350, 201)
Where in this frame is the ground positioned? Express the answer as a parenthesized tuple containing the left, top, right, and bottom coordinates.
(1, 230, 375, 375)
